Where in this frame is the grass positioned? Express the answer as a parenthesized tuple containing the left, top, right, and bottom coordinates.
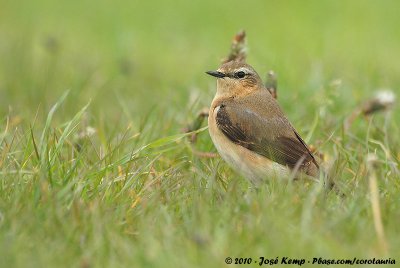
(1, 0, 400, 267)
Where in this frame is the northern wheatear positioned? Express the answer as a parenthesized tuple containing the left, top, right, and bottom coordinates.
(206, 61, 319, 184)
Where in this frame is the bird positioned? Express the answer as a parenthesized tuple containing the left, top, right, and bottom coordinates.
(206, 60, 319, 185)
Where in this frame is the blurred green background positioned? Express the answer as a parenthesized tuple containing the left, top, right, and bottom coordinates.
(1, 0, 399, 124)
(1, 1, 399, 267)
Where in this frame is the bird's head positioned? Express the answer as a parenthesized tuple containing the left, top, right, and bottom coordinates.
(206, 61, 263, 97)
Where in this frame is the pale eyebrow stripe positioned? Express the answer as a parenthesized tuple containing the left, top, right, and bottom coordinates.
(237, 67, 252, 74)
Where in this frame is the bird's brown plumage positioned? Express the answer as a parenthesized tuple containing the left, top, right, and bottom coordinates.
(207, 60, 319, 182)
(215, 90, 319, 177)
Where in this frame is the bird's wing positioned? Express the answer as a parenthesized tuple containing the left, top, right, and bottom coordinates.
(215, 98, 318, 170)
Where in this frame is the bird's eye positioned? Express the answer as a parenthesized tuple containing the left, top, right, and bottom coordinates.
(235, 71, 246, 79)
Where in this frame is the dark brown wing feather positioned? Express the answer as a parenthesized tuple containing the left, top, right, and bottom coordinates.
(216, 99, 318, 174)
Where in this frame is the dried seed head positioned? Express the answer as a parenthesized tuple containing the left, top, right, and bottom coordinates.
(222, 30, 247, 63)
(362, 89, 396, 116)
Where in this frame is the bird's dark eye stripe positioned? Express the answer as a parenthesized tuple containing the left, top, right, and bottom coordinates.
(234, 71, 246, 79)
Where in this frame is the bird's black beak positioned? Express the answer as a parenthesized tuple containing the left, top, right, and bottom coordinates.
(206, 70, 226, 78)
